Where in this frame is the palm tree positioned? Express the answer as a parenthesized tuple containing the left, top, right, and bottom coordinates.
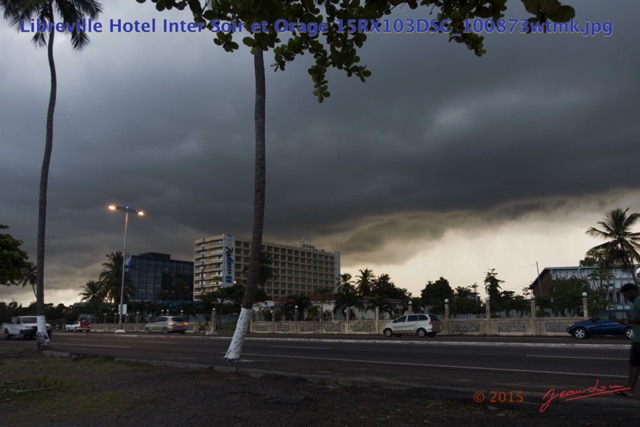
(587, 208, 640, 285)
(257, 250, 276, 288)
(79, 279, 104, 313)
(242, 250, 276, 288)
(339, 273, 355, 293)
(225, 48, 267, 360)
(99, 251, 135, 304)
(367, 294, 395, 318)
(284, 294, 310, 321)
(19, 262, 38, 300)
(355, 268, 374, 297)
(335, 276, 363, 319)
(79, 280, 104, 305)
(1, 0, 102, 349)
(484, 269, 504, 313)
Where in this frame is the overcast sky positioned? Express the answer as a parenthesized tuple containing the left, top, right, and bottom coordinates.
(1, 1, 639, 306)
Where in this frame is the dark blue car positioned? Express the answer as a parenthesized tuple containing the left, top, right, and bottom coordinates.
(567, 309, 635, 340)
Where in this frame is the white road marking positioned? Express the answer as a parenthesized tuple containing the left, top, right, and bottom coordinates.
(271, 345, 332, 350)
(242, 353, 627, 379)
(52, 344, 132, 349)
(527, 354, 626, 361)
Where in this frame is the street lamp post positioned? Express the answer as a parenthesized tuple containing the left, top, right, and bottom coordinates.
(109, 204, 144, 332)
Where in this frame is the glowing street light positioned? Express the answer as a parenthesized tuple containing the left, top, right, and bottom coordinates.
(108, 204, 144, 332)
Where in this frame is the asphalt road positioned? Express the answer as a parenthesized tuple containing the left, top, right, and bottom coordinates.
(3, 331, 634, 408)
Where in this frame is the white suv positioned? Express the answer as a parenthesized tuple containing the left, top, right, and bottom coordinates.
(382, 314, 440, 338)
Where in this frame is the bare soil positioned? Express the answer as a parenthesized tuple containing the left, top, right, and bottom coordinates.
(1, 351, 639, 426)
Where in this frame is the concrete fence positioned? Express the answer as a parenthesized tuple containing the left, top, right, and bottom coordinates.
(249, 294, 591, 336)
(248, 317, 582, 336)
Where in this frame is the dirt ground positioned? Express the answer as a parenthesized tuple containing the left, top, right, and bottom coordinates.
(1, 351, 639, 427)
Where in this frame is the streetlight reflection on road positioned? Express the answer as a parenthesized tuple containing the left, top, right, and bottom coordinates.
(108, 204, 144, 332)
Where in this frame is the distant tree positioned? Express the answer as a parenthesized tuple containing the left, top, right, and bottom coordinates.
(449, 286, 476, 316)
(339, 273, 354, 292)
(371, 274, 408, 300)
(355, 268, 374, 297)
(257, 250, 276, 288)
(335, 279, 363, 318)
(0, 225, 29, 286)
(284, 294, 310, 321)
(156, 290, 172, 301)
(98, 252, 135, 304)
(484, 269, 504, 312)
(19, 262, 38, 299)
(254, 287, 270, 302)
(79, 280, 104, 306)
(0, 301, 23, 322)
(500, 290, 529, 317)
(242, 250, 276, 288)
(172, 277, 189, 301)
(313, 287, 334, 320)
(409, 296, 426, 314)
(421, 277, 453, 315)
(586, 208, 640, 285)
(550, 277, 591, 316)
(220, 284, 246, 308)
(367, 294, 395, 318)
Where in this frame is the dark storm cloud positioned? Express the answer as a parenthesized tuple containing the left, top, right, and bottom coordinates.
(1, 0, 638, 303)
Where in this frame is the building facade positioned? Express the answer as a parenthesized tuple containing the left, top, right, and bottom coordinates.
(129, 252, 194, 301)
(530, 265, 638, 309)
(193, 234, 340, 300)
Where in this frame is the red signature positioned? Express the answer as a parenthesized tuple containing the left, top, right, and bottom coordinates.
(539, 379, 630, 412)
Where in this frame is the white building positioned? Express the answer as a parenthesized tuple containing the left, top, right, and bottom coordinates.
(530, 265, 638, 309)
(194, 234, 340, 299)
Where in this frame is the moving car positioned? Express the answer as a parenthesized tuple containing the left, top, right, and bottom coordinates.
(65, 320, 91, 332)
(144, 316, 189, 334)
(567, 309, 635, 340)
(382, 313, 441, 338)
(3, 316, 53, 339)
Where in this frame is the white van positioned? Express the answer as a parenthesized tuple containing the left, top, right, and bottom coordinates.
(382, 314, 440, 338)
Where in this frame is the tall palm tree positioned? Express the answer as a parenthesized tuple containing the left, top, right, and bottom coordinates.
(587, 208, 640, 285)
(225, 48, 266, 360)
(1, 0, 102, 349)
(99, 251, 135, 304)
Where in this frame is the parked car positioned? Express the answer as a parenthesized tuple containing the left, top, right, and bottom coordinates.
(144, 316, 188, 334)
(382, 314, 441, 338)
(567, 309, 635, 340)
(65, 320, 91, 332)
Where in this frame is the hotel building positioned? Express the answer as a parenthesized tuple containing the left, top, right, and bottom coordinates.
(193, 234, 340, 299)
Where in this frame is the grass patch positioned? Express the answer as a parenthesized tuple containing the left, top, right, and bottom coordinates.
(0, 352, 157, 425)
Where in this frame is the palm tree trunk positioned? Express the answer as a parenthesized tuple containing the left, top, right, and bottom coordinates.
(36, 2, 56, 350)
(225, 48, 266, 360)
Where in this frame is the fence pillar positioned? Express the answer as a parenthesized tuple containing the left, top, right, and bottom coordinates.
(443, 299, 450, 335)
(207, 308, 217, 335)
(582, 292, 589, 318)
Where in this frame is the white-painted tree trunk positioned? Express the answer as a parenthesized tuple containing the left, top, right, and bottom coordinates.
(36, 315, 50, 348)
(224, 307, 252, 360)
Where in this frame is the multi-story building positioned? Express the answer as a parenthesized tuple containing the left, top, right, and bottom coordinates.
(193, 234, 340, 299)
(530, 265, 638, 309)
(128, 252, 194, 301)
